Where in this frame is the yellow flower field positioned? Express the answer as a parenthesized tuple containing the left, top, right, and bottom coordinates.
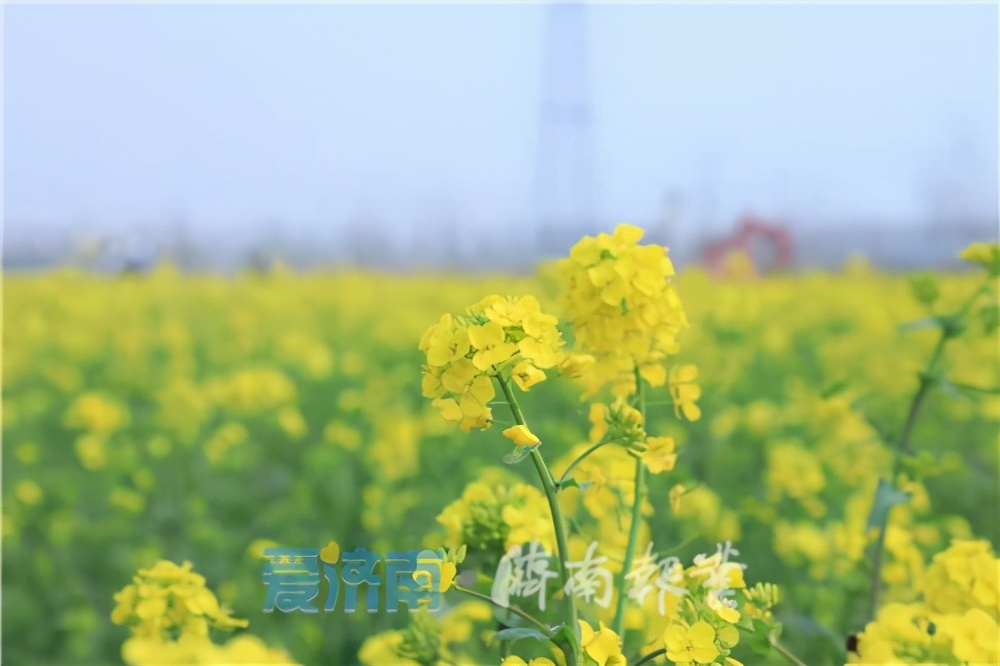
(2, 231, 998, 665)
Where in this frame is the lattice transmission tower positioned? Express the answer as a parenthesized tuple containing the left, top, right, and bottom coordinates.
(535, 1, 599, 258)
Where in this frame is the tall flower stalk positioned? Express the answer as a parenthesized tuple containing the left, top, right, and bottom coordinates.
(612, 364, 648, 636)
(408, 225, 842, 666)
(864, 243, 999, 624)
(498, 375, 581, 663)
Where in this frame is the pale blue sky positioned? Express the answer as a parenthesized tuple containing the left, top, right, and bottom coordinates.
(4, 2, 998, 251)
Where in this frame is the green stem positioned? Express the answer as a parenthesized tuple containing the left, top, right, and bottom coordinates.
(497, 375, 581, 663)
(557, 435, 611, 486)
(633, 648, 666, 665)
(735, 626, 808, 666)
(867, 280, 987, 622)
(452, 584, 554, 639)
(947, 382, 1000, 395)
(893, 333, 949, 471)
(611, 365, 647, 636)
(867, 331, 946, 622)
(772, 638, 809, 666)
(499, 373, 529, 426)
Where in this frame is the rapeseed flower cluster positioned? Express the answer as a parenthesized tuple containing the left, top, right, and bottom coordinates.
(741, 582, 781, 622)
(419, 295, 573, 431)
(204, 368, 297, 414)
(603, 398, 678, 463)
(921, 539, 998, 618)
(435, 472, 556, 559)
(63, 392, 131, 435)
(110, 560, 247, 638)
(849, 540, 1000, 664)
(636, 544, 752, 666)
(357, 602, 493, 666)
(111, 560, 297, 665)
(120, 634, 297, 666)
(557, 224, 689, 399)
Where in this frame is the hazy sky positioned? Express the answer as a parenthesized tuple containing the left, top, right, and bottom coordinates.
(4, 2, 998, 249)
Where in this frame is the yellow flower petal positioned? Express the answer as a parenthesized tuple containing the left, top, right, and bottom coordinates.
(502, 425, 540, 447)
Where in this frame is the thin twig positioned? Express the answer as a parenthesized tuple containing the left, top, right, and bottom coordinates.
(633, 648, 666, 665)
(611, 364, 647, 636)
(452, 585, 554, 639)
(557, 435, 612, 485)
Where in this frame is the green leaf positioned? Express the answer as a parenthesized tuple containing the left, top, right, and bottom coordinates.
(503, 446, 532, 465)
(553, 623, 582, 659)
(866, 479, 912, 531)
(496, 627, 551, 642)
(492, 604, 519, 629)
(749, 618, 773, 655)
(820, 379, 850, 398)
(556, 478, 593, 492)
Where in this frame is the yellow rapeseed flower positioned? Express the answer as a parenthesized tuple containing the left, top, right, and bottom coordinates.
(110, 560, 248, 639)
(641, 436, 677, 474)
(663, 619, 720, 664)
(959, 241, 1000, 275)
(420, 295, 567, 432)
(558, 224, 689, 399)
(578, 620, 626, 666)
(668, 364, 702, 421)
(502, 425, 541, 447)
(937, 608, 998, 664)
(435, 476, 555, 555)
(921, 539, 999, 618)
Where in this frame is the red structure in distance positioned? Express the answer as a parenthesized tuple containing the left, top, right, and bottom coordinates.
(700, 214, 794, 275)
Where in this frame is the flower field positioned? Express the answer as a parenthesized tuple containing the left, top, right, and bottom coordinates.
(3, 229, 998, 665)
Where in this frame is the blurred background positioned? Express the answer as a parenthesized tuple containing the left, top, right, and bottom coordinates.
(4, 5, 1000, 665)
(5, 2, 998, 275)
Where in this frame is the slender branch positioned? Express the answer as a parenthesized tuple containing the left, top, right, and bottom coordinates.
(891, 333, 948, 475)
(772, 638, 809, 666)
(651, 533, 701, 557)
(633, 648, 666, 665)
(612, 364, 647, 636)
(867, 330, 946, 622)
(452, 584, 554, 639)
(736, 626, 808, 666)
(558, 435, 611, 486)
(497, 375, 580, 663)
(947, 382, 1000, 395)
(499, 374, 529, 426)
(867, 279, 988, 622)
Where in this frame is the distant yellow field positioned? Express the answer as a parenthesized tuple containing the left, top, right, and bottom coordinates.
(3, 240, 998, 665)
